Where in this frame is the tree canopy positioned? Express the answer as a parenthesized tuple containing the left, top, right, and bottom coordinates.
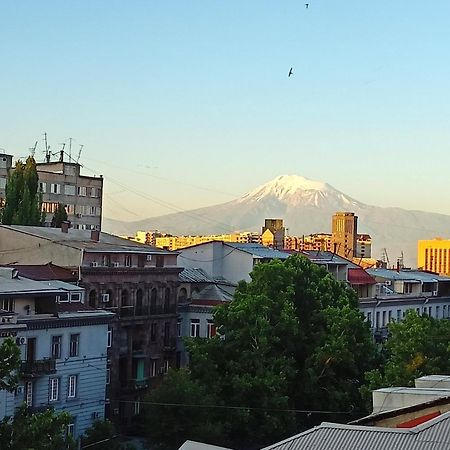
(0, 338, 21, 392)
(363, 310, 450, 396)
(143, 255, 377, 449)
(50, 203, 68, 228)
(2, 156, 44, 226)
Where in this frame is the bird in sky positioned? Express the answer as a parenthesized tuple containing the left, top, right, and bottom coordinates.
(305, 3, 309, 8)
(288, 67, 293, 77)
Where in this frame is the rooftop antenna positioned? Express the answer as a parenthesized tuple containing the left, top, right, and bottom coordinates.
(76, 144, 84, 164)
(29, 141, 38, 157)
(43, 132, 50, 163)
(59, 143, 66, 162)
(68, 137, 73, 161)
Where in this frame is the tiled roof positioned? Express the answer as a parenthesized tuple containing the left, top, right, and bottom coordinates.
(192, 284, 234, 302)
(262, 410, 450, 450)
(9, 263, 78, 281)
(348, 267, 376, 285)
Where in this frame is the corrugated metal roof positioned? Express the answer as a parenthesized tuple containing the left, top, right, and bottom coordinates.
(262, 410, 450, 450)
(179, 268, 236, 286)
(348, 267, 376, 285)
(191, 284, 234, 302)
(301, 251, 358, 267)
(0, 225, 174, 254)
(225, 243, 290, 259)
(367, 268, 450, 283)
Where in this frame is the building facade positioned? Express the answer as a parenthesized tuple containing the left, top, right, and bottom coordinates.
(0, 267, 112, 439)
(418, 238, 450, 275)
(0, 225, 182, 427)
(331, 212, 358, 259)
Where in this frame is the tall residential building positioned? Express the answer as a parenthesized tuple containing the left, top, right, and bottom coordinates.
(418, 238, 450, 275)
(0, 153, 103, 230)
(261, 218, 286, 250)
(331, 212, 358, 259)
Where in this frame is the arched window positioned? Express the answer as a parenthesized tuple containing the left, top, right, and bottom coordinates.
(136, 289, 143, 315)
(150, 288, 157, 314)
(121, 289, 129, 306)
(178, 288, 187, 303)
(89, 290, 97, 308)
(164, 288, 171, 313)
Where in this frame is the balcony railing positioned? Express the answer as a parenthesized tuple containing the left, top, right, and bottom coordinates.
(21, 359, 56, 377)
(119, 305, 177, 318)
(125, 378, 149, 391)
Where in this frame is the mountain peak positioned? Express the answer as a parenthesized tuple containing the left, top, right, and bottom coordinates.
(240, 174, 336, 202)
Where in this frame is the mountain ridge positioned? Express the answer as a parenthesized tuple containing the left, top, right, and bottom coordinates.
(102, 175, 450, 268)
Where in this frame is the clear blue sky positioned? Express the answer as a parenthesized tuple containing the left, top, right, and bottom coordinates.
(1, 1, 449, 221)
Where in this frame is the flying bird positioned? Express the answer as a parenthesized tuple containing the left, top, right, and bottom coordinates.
(288, 67, 293, 77)
(305, 3, 309, 8)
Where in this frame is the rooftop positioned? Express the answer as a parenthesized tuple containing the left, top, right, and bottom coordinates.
(225, 242, 290, 260)
(262, 410, 450, 450)
(7, 263, 78, 281)
(367, 268, 450, 283)
(0, 225, 175, 254)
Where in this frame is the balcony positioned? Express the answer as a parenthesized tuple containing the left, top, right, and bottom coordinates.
(125, 378, 149, 391)
(21, 359, 56, 377)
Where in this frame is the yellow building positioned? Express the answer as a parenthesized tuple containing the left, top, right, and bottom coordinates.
(418, 238, 450, 275)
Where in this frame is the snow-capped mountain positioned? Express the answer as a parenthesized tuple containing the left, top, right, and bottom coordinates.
(103, 175, 450, 267)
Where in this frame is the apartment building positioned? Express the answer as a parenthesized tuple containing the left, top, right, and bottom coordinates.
(331, 212, 358, 259)
(0, 152, 103, 230)
(0, 267, 113, 439)
(0, 225, 182, 428)
(418, 238, 450, 275)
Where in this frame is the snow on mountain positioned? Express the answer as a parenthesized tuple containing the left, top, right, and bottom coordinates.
(103, 175, 450, 268)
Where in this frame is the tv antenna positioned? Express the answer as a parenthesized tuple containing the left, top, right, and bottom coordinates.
(76, 144, 84, 164)
(43, 132, 51, 162)
(29, 141, 38, 157)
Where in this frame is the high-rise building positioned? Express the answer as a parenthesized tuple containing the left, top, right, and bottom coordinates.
(261, 218, 286, 250)
(418, 238, 450, 275)
(331, 212, 358, 259)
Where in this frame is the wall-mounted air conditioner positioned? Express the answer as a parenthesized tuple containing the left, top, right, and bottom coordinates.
(90, 262, 98, 267)
(101, 293, 110, 303)
(16, 336, 27, 346)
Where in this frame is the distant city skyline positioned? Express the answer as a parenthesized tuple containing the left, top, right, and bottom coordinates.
(1, 1, 450, 221)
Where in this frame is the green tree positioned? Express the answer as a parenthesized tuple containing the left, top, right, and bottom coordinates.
(2, 156, 44, 226)
(81, 419, 119, 449)
(50, 203, 68, 228)
(143, 255, 377, 449)
(363, 310, 450, 398)
(0, 338, 21, 392)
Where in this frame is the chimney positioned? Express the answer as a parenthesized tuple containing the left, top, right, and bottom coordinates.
(91, 230, 100, 242)
(61, 221, 69, 233)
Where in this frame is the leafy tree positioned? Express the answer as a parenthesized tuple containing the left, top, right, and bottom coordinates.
(0, 405, 75, 450)
(81, 419, 119, 449)
(2, 156, 44, 225)
(362, 310, 450, 398)
(0, 338, 21, 392)
(143, 255, 377, 449)
(50, 203, 68, 228)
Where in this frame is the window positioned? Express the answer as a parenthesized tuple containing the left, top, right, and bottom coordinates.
(68, 375, 77, 398)
(70, 292, 81, 302)
(69, 334, 80, 357)
(102, 255, 111, 267)
(382, 311, 386, 327)
(51, 336, 62, 359)
(25, 381, 33, 407)
(436, 305, 440, 319)
(177, 319, 182, 338)
(39, 182, 46, 193)
(156, 255, 164, 268)
(107, 330, 112, 348)
(124, 255, 132, 267)
(134, 399, 141, 415)
(190, 319, 200, 338)
(64, 185, 76, 196)
(106, 368, 111, 385)
(150, 323, 157, 342)
(388, 310, 392, 322)
(163, 359, 169, 375)
(396, 309, 402, 322)
(49, 378, 59, 401)
(375, 311, 380, 329)
(77, 186, 87, 196)
(164, 322, 170, 345)
(1, 298, 14, 312)
(50, 183, 61, 194)
(150, 360, 157, 377)
(67, 422, 75, 437)
(366, 312, 372, 327)
(207, 320, 217, 338)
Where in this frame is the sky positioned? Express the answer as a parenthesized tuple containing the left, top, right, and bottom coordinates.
(1, 1, 449, 222)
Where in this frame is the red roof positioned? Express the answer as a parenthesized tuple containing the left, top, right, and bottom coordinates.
(8, 263, 78, 282)
(348, 267, 376, 285)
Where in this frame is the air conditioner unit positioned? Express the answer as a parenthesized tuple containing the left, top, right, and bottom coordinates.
(112, 262, 120, 267)
(433, 290, 438, 296)
(90, 262, 98, 267)
(101, 293, 110, 303)
(146, 255, 152, 261)
(385, 281, 392, 286)
(16, 337, 27, 346)
(15, 386, 24, 396)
